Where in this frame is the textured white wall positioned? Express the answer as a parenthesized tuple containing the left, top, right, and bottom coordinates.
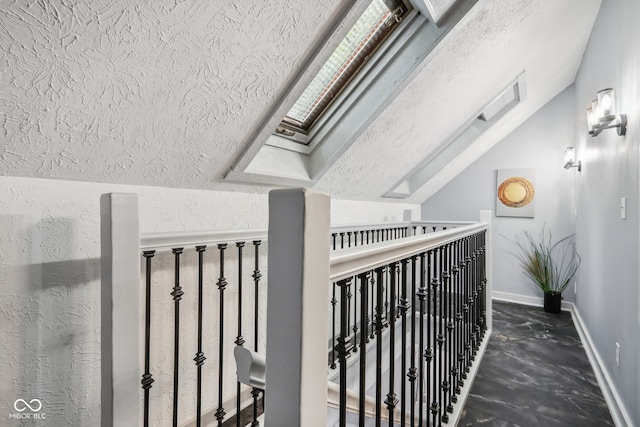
(421, 86, 577, 301)
(0, 176, 419, 425)
(573, 0, 640, 423)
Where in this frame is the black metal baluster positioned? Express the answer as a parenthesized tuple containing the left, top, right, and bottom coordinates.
(251, 240, 262, 427)
(385, 263, 399, 425)
(464, 237, 472, 376)
(384, 269, 390, 325)
(142, 250, 156, 427)
(369, 273, 375, 341)
(340, 232, 345, 249)
(480, 231, 487, 338)
(428, 249, 437, 427)
(337, 278, 354, 427)
(236, 242, 245, 427)
(469, 235, 478, 362)
(399, 259, 409, 426)
(452, 240, 461, 400)
(434, 247, 444, 426)
(332, 233, 337, 250)
(396, 265, 402, 320)
(331, 282, 338, 370)
(458, 238, 469, 387)
(216, 244, 228, 426)
(353, 278, 359, 354)
(172, 248, 184, 427)
(443, 244, 453, 421)
(374, 267, 387, 427)
(194, 246, 207, 427)
(347, 280, 353, 353)
(409, 256, 418, 427)
(361, 230, 365, 246)
(417, 253, 427, 427)
(348, 231, 352, 248)
(358, 272, 369, 427)
(438, 245, 447, 425)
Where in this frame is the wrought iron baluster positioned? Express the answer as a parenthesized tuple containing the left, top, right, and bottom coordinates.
(443, 244, 453, 422)
(432, 246, 443, 426)
(331, 283, 338, 370)
(340, 232, 345, 249)
(141, 250, 156, 427)
(409, 255, 418, 427)
(369, 273, 375, 341)
(194, 246, 207, 427)
(428, 249, 438, 427)
(337, 278, 354, 427)
(464, 237, 472, 376)
(458, 239, 467, 386)
(332, 233, 337, 250)
(358, 272, 369, 427)
(347, 231, 352, 248)
(385, 263, 399, 425)
(216, 244, 228, 426)
(417, 253, 427, 427)
(236, 242, 245, 427)
(353, 278, 359, 354)
(171, 248, 184, 427)
(399, 259, 409, 427)
(452, 240, 461, 399)
(252, 242, 262, 349)
(374, 267, 387, 427)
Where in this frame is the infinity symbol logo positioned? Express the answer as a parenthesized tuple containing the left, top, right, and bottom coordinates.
(14, 399, 42, 412)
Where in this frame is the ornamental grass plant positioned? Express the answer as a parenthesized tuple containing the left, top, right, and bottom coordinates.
(512, 226, 581, 295)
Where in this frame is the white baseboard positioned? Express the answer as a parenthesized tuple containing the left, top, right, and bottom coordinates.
(567, 303, 633, 427)
(491, 292, 632, 427)
(492, 291, 572, 311)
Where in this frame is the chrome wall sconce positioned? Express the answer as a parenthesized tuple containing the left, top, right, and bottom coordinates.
(587, 88, 627, 137)
(564, 147, 581, 171)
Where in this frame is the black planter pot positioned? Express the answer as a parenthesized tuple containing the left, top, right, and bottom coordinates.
(543, 292, 562, 313)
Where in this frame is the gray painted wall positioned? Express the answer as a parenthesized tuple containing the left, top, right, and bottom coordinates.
(423, 1, 640, 420)
(421, 86, 577, 302)
(573, 0, 640, 423)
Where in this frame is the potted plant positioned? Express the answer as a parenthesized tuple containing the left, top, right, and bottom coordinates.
(511, 227, 581, 313)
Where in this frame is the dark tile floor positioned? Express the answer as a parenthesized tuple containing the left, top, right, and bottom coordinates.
(458, 301, 614, 427)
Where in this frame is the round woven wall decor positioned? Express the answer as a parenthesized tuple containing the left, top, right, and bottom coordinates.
(497, 176, 534, 208)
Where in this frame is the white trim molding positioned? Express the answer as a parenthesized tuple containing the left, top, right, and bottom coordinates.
(568, 304, 633, 427)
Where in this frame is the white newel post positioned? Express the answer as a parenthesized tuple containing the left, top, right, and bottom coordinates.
(101, 193, 141, 427)
(265, 188, 331, 426)
(479, 210, 492, 330)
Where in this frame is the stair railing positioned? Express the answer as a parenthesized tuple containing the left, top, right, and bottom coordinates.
(101, 190, 491, 427)
(327, 216, 493, 426)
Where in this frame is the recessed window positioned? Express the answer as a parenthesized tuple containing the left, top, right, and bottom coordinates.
(226, 0, 479, 188)
(275, 0, 410, 143)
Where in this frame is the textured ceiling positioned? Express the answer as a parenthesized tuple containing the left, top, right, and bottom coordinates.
(0, 0, 601, 203)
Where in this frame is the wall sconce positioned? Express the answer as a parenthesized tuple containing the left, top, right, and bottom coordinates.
(564, 147, 581, 171)
(587, 88, 627, 137)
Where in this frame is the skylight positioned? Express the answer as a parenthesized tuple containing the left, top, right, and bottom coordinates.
(276, 0, 408, 141)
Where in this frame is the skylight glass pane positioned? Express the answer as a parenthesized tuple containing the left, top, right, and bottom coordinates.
(281, 0, 403, 137)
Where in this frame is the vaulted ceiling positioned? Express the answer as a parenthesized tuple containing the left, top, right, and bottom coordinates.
(0, 0, 601, 203)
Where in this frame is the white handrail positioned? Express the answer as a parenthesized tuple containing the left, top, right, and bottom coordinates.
(140, 229, 268, 250)
(139, 220, 472, 251)
(329, 222, 488, 282)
